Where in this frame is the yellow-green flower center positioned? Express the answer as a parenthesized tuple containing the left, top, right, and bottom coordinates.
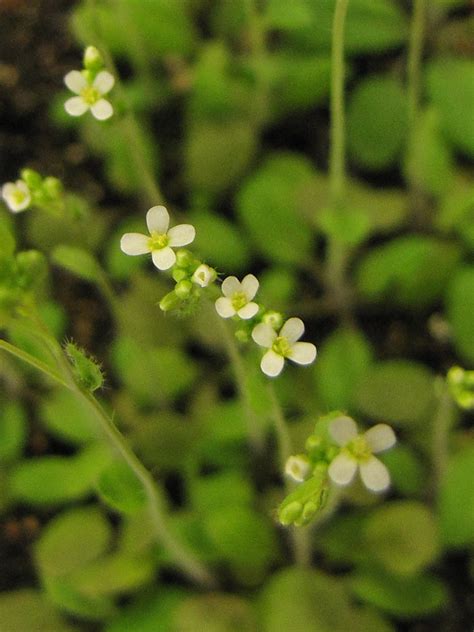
(12, 190, 28, 205)
(346, 435, 372, 462)
(272, 335, 291, 357)
(149, 233, 169, 251)
(231, 291, 248, 311)
(80, 85, 101, 105)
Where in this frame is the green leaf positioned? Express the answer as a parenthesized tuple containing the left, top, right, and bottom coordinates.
(190, 471, 254, 513)
(315, 327, 373, 410)
(40, 389, 98, 444)
(173, 594, 258, 632)
(260, 568, 355, 632)
(348, 76, 408, 170)
(51, 245, 101, 283)
(404, 108, 455, 197)
(185, 120, 256, 196)
(318, 207, 371, 246)
(0, 401, 27, 462)
(364, 501, 439, 575)
(354, 360, 435, 426)
(356, 236, 461, 307)
(445, 266, 474, 364)
(203, 506, 279, 585)
(10, 442, 111, 505)
(436, 177, 474, 251)
(105, 589, 188, 632)
(0, 218, 15, 258)
(350, 569, 448, 617)
(439, 444, 474, 547)
(35, 506, 111, 579)
(265, 0, 313, 30)
(0, 590, 74, 632)
(189, 209, 251, 272)
(378, 446, 426, 496)
(97, 460, 147, 514)
(236, 153, 317, 264)
(44, 575, 115, 621)
(426, 57, 474, 157)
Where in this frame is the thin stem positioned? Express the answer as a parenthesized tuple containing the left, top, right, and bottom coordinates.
(407, 0, 428, 134)
(329, 0, 349, 211)
(216, 314, 265, 453)
(0, 339, 71, 390)
(432, 380, 456, 496)
(267, 382, 312, 567)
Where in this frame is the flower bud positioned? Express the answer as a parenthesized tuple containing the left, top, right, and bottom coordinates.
(278, 501, 303, 526)
(159, 290, 181, 312)
(172, 268, 188, 283)
(175, 249, 195, 269)
(192, 264, 216, 288)
(42, 177, 63, 199)
(175, 279, 193, 299)
(65, 341, 104, 392)
(262, 310, 283, 330)
(20, 169, 42, 189)
(285, 454, 311, 483)
(83, 46, 103, 72)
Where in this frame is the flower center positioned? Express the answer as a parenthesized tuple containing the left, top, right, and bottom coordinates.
(347, 436, 372, 462)
(231, 291, 248, 311)
(80, 85, 101, 105)
(272, 335, 291, 357)
(149, 233, 169, 251)
(12, 190, 28, 205)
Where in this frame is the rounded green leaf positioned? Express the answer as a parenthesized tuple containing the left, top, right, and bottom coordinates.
(446, 266, 474, 364)
(0, 590, 74, 632)
(97, 460, 147, 514)
(0, 401, 27, 463)
(40, 389, 98, 444)
(51, 245, 100, 283)
(173, 594, 258, 632)
(439, 445, 474, 547)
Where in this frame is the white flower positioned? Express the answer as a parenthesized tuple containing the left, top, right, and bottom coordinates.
(285, 455, 311, 483)
(215, 274, 259, 320)
(64, 69, 115, 120)
(327, 416, 396, 493)
(251, 317, 317, 377)
(2, 180, 31, 212)
(192, 264, 216, 288)
(120, 205, 195, 271)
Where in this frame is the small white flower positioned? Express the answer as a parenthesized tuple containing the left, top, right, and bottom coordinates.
(120, 206, 195, 271)
(251, 317, 317, 377)
(285, 455, 311, 483)
(215, 274, 259, 320)
(192, 264, 216, 288)
(2, 180, 31, 212)
(64, 69, 115, 120)
(327, 416, 396, 493)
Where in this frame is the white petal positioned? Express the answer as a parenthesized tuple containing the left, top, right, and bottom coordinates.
(261, 350, 285, 377)
(241, 274, 259, 300)
(93, 70, 115, 95)
(65, 96, 89, 116)
(215, 297, 235, 318)
(359, 456, 390, 492)
(221, 276, 241, 298)
(167, 224, 195, 247)
(288, 342, 317, 365)
(251, 323, 277, 348)
(285, 456, 311, 483)
(280, 317, 305, 343)
(237, 302, 259, 320)
(146, 206, 169, 234)
(2, 181, 31, 212)
(120, 233, 150, 255)
(91, 98, 113, 120)
(364, 424, 396, 454)
(328, 453, 357, 486)
(329, 416, 358, 446)
(151, 246, 176, 270)
(64, 70, 87, 94)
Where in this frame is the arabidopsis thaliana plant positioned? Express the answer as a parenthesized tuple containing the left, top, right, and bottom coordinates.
(64, 70, 115, 120)
(120, 206, 195, 270)
(327, 416, 396, 492)
(2, 180, 31, 212)
(192, 264, 216, 288)
(285, 455, 311, 482)
(215, 274, 259, 320)
(252, 317, 316, 377)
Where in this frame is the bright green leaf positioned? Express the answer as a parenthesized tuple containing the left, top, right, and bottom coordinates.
(439, 444, 474, 547)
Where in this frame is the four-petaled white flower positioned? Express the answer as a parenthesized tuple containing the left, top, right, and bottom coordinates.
(120, 205, 195, 270)
(251, 317, 317, 377)
(192, 264, 216, 288)
(285, 455, 311, 483)
(64, 70, 115, 120)
(2, 180, 31, 213)
(215, 274, 259, 320)
(327, 416, 396, 493)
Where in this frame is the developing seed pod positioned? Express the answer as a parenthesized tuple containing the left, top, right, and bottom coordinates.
(65, 341, 104, 392)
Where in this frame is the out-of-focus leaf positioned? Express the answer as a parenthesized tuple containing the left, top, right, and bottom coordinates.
(0, 590, 74, 632)
(40, 389, 98, 445)
(439, 444, 474, 547)
(173, 594, 258, 632)
(44, 575, 115, 621)
(0, 401, 27, 463)
(445, 266, 474, 364)
(190, 471, 254, 513)
(105, 589, 188, 632)
(436, 177, 474, 251)
(96, 460, 147, 514)
(51, 246, 101, 283)
(379, 446, 426, 496)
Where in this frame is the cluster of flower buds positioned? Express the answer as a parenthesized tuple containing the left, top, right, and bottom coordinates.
(64, 46, 114, 121)
(278, 412, 396, 526)
(2, 169, 64, 215)
(447, 366, 474, 410)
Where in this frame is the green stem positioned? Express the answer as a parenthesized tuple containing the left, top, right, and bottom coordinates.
(267, 382, 312, 567)
(216, 314, 265, 453)
(407, 0, 428, 134)
(1, 329, 216, 589)
(432, 380, 456, 496)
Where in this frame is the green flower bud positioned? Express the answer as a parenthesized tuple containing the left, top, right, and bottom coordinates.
(262, 310, 283, 330)
(175, 249, 195, 269)
(159, 290, 182, 312)
(279, 501, 303, 526)
(447, 366, 474, 410)
(235, 328, 250, 343)
(83, 45, 103, 72)
(20, 169, 42, 189)
(277, 467, 329, 527)
(175, 279, 193, 299)
(65, 341, 104, 392)
(42, 177, 63, 199)
(172, 268, 188, 283)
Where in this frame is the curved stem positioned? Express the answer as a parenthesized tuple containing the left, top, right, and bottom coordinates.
(0, 339, 70, 390)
